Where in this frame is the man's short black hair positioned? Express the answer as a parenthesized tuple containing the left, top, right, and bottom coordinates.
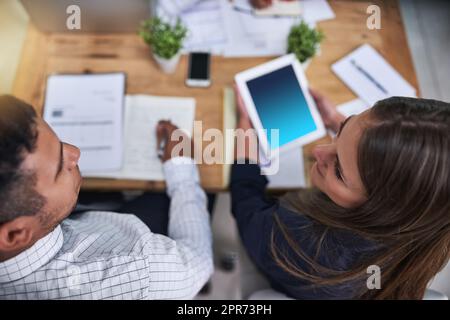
(0, 95, 45, 223)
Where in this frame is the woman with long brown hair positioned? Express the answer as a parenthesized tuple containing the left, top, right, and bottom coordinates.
(230, 89, 450, 299)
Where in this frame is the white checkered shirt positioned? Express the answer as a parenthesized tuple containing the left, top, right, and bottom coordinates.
(0, 157, 213, 300)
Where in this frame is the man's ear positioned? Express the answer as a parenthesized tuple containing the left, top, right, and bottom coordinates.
(0, 216, 37, 252)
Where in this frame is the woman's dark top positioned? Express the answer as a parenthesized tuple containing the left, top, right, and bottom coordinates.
(230, 162, 378, 299)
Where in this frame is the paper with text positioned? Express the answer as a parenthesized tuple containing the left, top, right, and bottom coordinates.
(43, 73, 125, 173)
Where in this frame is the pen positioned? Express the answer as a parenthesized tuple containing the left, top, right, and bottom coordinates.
(232, 5, 284, 18)
(350, 59, 388, 95)
(232, 5, 253, 15)
(157, 134, 167, 160)
(157, 119, 172, 160)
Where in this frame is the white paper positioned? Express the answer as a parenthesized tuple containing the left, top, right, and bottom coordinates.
(179, 0, 228, 54)
(238, 8, 298, 38)
(261, 148, 306, 189)
(158, 0, 334, 57)
(156, 0, 202, 19)
(337, 98, 370, 118)
(237, 0, 334, 21)
(255, 0, 302, 17)
(302, 0, 335, 23)
(86, 95, 196, 181)
(221, 0, 299, 57)
(332, 44, 417, 106)
(43, 73, 125, 173)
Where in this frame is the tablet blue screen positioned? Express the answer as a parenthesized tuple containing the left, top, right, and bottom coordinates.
(246, 65, 317, 150)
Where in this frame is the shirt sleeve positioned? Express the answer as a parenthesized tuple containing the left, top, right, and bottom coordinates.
(145, 157, 213, 299)
(229, 162, 280, 269)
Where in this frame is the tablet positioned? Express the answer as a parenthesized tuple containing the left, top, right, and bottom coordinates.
(235, 54, 326, 157)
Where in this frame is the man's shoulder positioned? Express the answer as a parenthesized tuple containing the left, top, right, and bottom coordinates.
(57, 211, 173, 262)
(64, 210, 145, 228)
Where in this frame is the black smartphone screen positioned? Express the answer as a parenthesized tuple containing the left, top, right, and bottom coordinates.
(189, 53, 210, 80)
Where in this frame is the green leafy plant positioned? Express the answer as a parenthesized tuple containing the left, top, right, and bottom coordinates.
(287, 21, 324, 63)
(139, 17, 187, 59)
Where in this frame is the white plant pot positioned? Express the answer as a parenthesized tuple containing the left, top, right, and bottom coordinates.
(301, 44, 321, 71)
(153, 52, 181, 74)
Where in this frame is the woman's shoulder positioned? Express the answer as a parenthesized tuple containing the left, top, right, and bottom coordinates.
(273, 204, 378, 270)
(269, 205, 379, 299)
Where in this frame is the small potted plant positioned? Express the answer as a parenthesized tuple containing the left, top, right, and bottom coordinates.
(287, 21, 324, 69)
(139, 17, 188, 74)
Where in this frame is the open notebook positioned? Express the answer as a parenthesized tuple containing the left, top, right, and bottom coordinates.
(84, 95, 196, 181)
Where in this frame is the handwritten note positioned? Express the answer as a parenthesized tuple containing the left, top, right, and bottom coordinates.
(85, 95, 196, 181)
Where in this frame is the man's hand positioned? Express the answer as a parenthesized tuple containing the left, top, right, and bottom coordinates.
(250, 0, 272, 9)
(309, 88, 346, 133)
(156, 120, 193, 163)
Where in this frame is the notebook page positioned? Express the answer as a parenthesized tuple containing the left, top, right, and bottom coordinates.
(87, 95, 196, 181)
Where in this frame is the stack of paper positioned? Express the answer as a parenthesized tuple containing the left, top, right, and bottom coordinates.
(221, 0, 299, 57)
(178, 0, 228, 54)
(332, 44, 417, 106)
(301, 0, 335, 23)
(159, 0, 335, 57)
(225, 0, 334, 57)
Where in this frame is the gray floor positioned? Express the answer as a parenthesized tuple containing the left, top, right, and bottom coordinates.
(201, 1, 450, 300)
(196, 193, 242, 300)
(400, 0, 450, 102)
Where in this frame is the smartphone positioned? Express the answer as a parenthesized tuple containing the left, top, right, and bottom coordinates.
(186, 52, 211, 87)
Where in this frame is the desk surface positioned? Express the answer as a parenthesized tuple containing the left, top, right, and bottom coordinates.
(12, 0, 418, 192)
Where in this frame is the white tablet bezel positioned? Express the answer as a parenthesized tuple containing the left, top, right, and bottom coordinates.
(235, 54, 326, 158)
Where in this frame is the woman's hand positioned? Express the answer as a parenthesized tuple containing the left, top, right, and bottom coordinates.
(309, 88, 346, 133)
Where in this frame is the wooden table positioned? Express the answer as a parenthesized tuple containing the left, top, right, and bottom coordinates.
(12, 0, 418, 192)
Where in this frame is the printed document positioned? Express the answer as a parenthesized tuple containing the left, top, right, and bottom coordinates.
(43, 73, 125, 173)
